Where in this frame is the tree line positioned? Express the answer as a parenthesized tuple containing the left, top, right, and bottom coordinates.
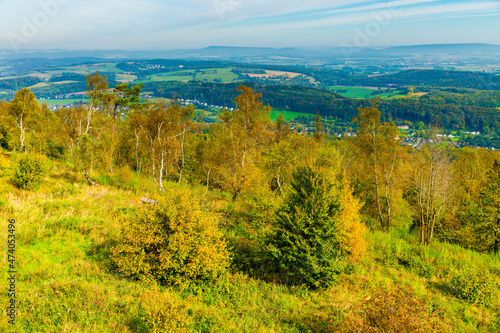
(149, 80, 500, 132)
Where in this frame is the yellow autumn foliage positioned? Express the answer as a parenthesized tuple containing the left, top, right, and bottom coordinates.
(140, 290, 192, 333)
(338, 179, 368, 260)
(111, 188, 231, 288)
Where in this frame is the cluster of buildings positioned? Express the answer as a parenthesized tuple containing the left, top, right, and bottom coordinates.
(179, 99, 234, 111)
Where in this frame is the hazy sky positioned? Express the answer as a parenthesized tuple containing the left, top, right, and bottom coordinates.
(1, 0, 499, 50)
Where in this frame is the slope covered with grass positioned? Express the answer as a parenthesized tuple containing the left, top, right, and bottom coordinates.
(0, 151, 499, 332)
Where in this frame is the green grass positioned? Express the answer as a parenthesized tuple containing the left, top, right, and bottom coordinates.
(38, 98, 88, 105)
(29, 82, 50, 89)
(142, 75, 194, 82)
(0, 76, 20, 80)
(270, 110, 312, 122)
(378, 91, 406, 98)
(45, 63, 124, 75)
(195, 68, 239, 82)
(141, 68, 239, 84)
(0, 153, 498, 332)
(53, 80, 79, 85)
(116, 74, 138, 81)
(329, 86, 406, 99)
(329, 86, 376, 99)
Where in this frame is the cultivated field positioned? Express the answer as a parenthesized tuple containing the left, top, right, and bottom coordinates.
(141, 68, 240, 83)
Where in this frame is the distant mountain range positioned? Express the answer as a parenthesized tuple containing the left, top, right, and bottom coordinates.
(382, 43, 500, 55)
(1, 43, 499, 61)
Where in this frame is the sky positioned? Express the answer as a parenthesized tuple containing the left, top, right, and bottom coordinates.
(0, 0, 499, 50)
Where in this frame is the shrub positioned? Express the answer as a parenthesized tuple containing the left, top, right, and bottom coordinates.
(0, 124, 13, 150)
(115, 165, 132, 184)
(140, 291, 192, 333)
(266, 166, 346, 289)
(451, 267, 496, 306)
(44, 139, 65, 159)
(111, 188, 231, 288)
(341, 285, 445, 333)
(12, 153, 50, 190)
(0, 153, 9, 172)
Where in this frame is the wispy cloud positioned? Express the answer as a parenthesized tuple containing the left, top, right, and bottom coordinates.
(0, 0, 498, 49)
(216, 0, 499, 29)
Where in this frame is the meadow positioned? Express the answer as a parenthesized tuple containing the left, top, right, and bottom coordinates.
(0, 150, 498, 332)
(269, 110, 312, 122)
(38, 98, 89, 105)
(329, 86, 406, 99)
(140, 68, 240, 84)
(45, 64, 125, 75)
(329, 86, 376, 99)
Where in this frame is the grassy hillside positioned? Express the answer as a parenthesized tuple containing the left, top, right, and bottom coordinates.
(0, 151, 499, 332)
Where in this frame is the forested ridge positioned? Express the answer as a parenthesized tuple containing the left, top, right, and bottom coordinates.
(360, 69, 500, 90)
(150, 80, 500, 132)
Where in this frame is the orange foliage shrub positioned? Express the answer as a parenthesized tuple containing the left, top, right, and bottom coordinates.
(340, 286, 445, 333)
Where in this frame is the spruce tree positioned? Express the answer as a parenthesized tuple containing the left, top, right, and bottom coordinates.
(267, 166, 343, 289)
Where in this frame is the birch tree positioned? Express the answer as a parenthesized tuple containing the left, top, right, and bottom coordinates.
(353, 100, 403, 231)
(408, 140, 451, 245)
(8, 88, 39, 152)
(211, 85, 271, 201)
(141, 103, 195, 191)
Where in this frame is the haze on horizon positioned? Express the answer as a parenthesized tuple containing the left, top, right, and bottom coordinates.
(0, 0, 499, 51)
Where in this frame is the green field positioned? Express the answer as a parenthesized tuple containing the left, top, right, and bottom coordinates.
(116, 74, 138, 81)
(330, 86, 376, 98)
(195, 68, 239, 82)
(29, 82, 50, 89)
(0, 75, 19, 80)
(46, 63, 124, 75)
(38, 98, 88, 105)
(141, 75, 194, 83)
(142, 68, 240, 84)
(379, 91, 406, 98)
(330, 86, 406, 99)
(53, 80, 79, 85)
(270, 110, 312, 122)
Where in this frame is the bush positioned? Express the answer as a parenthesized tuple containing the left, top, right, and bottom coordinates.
(266, 166, 346, 289)
(12, 153, 50, 190)
(44, 139, 65, 159)
(111, 188, 231, 288)
(340, 286, 445, 333)
(0, 124, 13, 150)
(451, 267, 496, 306)
(96, 166, 138, 191)
(140, 291, 192, 333)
